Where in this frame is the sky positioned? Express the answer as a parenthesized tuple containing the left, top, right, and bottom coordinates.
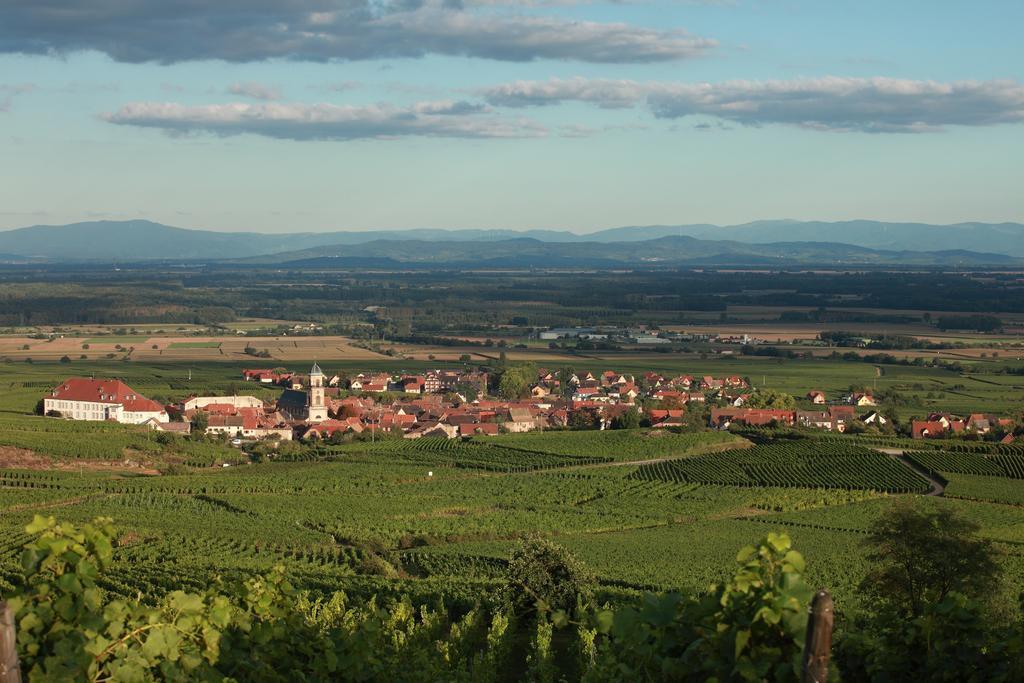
(0, 0, 1022, 233)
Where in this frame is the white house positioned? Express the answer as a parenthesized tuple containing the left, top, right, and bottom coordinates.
(182, 395, 264, 411)
(45, 378, 168, 424)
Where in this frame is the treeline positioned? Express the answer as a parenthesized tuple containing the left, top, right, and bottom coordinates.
(818, 330, 957, 350)
(936, 314, 1004, 332)
(781, 310, 921, 325)
(1, 267, 1021, 333)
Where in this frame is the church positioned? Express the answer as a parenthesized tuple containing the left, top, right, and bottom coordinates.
(277, 363, 329, 423)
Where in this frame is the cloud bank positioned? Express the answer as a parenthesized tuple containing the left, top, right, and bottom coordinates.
(482, 76, 1024, 132)
(103, 100, 546, 140)
(0, 0, 715, 64)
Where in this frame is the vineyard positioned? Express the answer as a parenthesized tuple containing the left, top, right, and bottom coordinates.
(943, 473, 1024, 506)
(329, 437, 610, 471)
(2, 426, 1024, 626)
(325, 429, 746, 471)
(0, 413, 242, 466)
(634, 441, 930, 493)
(906, 449, 1024, 480)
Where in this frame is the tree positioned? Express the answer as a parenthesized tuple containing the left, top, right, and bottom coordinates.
(611, 407, 641, 430)
(556, 365, 576, 397)
(503, 537, 594, 618)
(454, 382, 478, 402)
(569, 408, 600, 431)
(59, 355, 71, 364)
(498, 364, 534, 400)
(190, 411, 209, 433)
(744, 389, 795, 410)
(860, 501, 1001, 618)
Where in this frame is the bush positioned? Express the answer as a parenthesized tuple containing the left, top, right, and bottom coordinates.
(587, 532, 812, 682)
(504, 537, 594, 617)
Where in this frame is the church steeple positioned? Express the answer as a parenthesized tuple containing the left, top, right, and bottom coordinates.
(307, 362, 328, 423)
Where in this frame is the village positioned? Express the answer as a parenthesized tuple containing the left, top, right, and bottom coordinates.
(40, 363, 1019, 444)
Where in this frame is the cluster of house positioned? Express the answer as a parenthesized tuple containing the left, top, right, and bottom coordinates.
(42, 367, 749, 440)
(45, 369, 1015, 443)
(707, 390, 885, 433)
(911, 413, 1016, 442)
(242, 367, 489, 396)
(285, 368, 752, 437)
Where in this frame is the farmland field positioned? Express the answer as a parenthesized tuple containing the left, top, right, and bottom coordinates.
(0, 334, 388, 362)
(1, 356, 1022, 626)
(166, 341, 222, 349)
(3, 423, 1024, 616)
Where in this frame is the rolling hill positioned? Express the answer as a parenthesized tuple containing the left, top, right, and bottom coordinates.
(0, 219, 1020, 266)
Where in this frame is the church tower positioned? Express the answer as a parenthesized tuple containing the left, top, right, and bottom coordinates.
(307, 362, 328, 423)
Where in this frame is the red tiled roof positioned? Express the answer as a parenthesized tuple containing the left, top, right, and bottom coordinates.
(912, 420, 946, 439)
(461, 423, 499, 436)
(49, 377, 163, 413)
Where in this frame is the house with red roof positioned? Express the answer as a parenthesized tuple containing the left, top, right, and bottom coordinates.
(460, 422, 500, 437)
(912, 420, 947, 439)
(710, 408, 796, 429)
(806, 390, 826, 405)
(303, 417, 365, 440)
(45, 378, 168, 424)
(400, 376, 426, 394)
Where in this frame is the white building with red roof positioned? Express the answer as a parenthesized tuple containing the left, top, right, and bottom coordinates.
(45, 377, 168, 424)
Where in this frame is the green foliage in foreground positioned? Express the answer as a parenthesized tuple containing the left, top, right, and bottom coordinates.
(7, 515, 1024, 682)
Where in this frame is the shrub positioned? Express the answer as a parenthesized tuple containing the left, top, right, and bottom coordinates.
(504, 537, 594, 617)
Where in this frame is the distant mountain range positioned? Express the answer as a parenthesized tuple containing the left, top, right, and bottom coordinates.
(0, 219, 1021, 267)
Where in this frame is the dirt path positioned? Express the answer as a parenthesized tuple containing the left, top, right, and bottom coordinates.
(872, 448, 945, 496)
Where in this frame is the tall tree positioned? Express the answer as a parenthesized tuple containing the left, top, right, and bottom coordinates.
(860, 502, 1000, 618)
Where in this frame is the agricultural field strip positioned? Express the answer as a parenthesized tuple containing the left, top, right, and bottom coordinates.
(4, 454, 1024, 612)
(906, 449, 1024, 479)
(634, 441, 930, 493)
(323, 431, 747, 473)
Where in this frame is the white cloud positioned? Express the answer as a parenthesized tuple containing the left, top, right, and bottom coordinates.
(482, 76, 1024, 132)
(483, 77, 654, 108)
(102, 100, 547, 140)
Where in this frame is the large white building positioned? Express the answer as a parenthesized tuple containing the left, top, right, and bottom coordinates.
(44, 378, 168, 424)
(182, 395, 264, 411)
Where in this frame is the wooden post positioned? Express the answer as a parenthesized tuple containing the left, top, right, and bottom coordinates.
(0, 601, 21, 683)
(800, 590, 833, 683)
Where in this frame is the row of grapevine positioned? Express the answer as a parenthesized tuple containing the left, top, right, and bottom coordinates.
(907, 450, 1024, 480)
(634, 442, 928, 493)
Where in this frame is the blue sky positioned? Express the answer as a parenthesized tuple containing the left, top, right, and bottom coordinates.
(0, 0, 1022, 233)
